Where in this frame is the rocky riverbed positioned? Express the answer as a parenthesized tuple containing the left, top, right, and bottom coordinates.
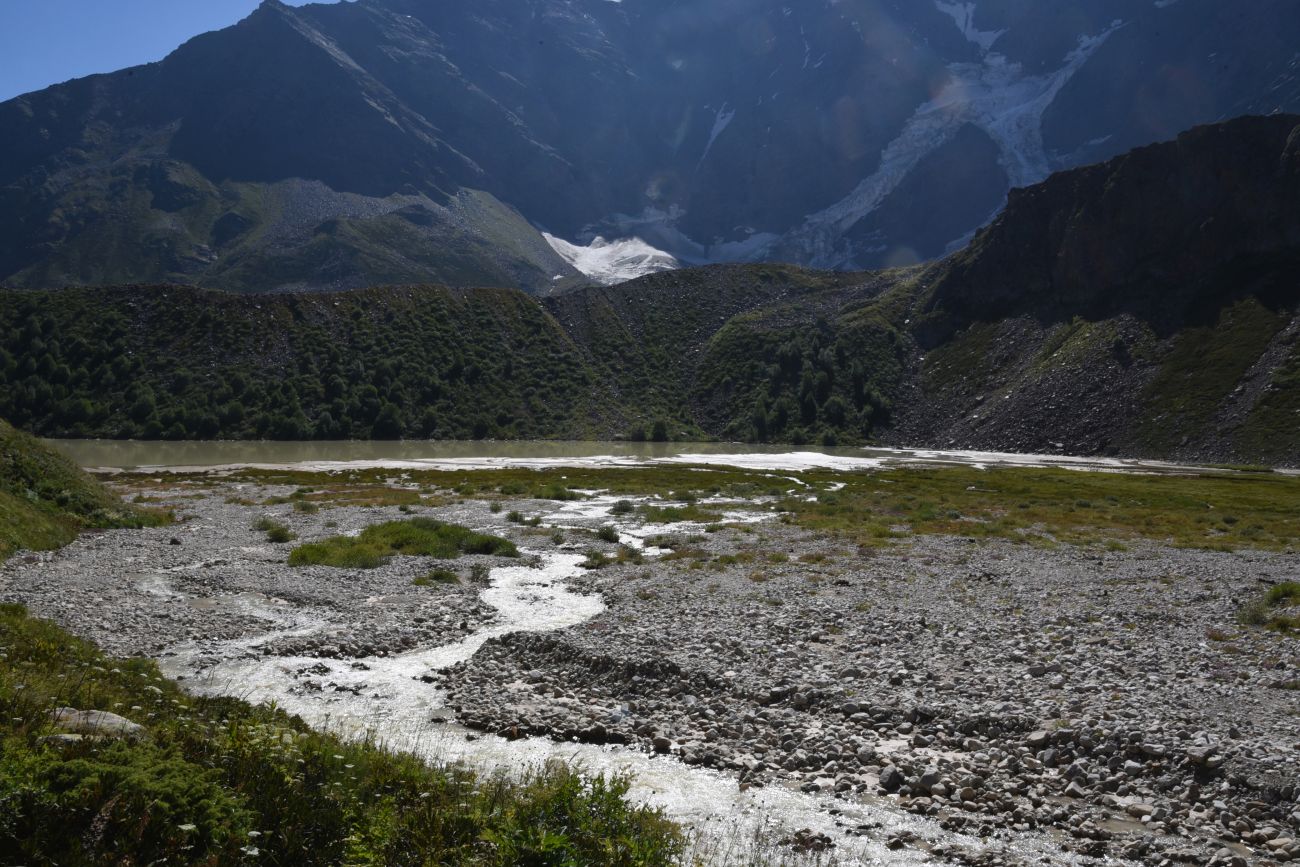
(1, 476, 1297, 866)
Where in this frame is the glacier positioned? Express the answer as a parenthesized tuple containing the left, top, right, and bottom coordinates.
(779, 20, 1124, 268)
(543, 233, 680, 285)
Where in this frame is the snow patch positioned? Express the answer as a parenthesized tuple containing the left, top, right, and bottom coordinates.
(697, 103, 736, 169)
(543, 233, 679, 285)
(934, 2, 1005, 54)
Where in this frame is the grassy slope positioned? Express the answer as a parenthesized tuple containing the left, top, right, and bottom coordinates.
(0, 158, 573, 295)
(0, 604, 682, 866)
(0, 418, 160, 560)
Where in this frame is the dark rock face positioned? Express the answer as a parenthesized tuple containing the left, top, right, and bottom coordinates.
(1, 0, 1298, 291)
(924, 115, 1300, 335)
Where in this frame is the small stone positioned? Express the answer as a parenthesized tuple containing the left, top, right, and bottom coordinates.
(53, 707, 146, 740)
(1026, 730, 1051, 749)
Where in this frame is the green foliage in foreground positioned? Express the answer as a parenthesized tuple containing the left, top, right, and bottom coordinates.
(0, 417, 164, 561)
(0, 604, 684, 866)
(289, 518, 517, 569)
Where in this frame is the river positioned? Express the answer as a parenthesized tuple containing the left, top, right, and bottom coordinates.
(48, 437, 1238, 476)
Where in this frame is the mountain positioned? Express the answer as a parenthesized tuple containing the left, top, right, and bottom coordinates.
(3, 115, 1299, 464)
(2, 0, 1298, 291)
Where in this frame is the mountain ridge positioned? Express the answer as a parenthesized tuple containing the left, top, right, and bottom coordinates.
(3, 0, 1298, 291)
(3, 114, 1299, 464)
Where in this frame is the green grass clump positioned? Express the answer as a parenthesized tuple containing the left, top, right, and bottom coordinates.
(413, 568, 459, 587)
(253, 517, 296, 544)
(637, 503, 723, 524)
(288, 518, 517, 569)
(0, 418, 165, 562)
(580, 550, 611, 570)
(596, 525, 620, 543)
(532, 484, 582, 502)
(1238, 581, 1300, 634)
(0, 604, 684, 865)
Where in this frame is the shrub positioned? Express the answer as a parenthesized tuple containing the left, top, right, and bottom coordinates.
(533, 484, 581, 501)
(580, 550, 610, 570)
(610, 500, 635, 516)
(596, 525, 620, 543)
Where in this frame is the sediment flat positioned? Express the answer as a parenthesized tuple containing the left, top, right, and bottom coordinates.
(2, 469, 1296, 866)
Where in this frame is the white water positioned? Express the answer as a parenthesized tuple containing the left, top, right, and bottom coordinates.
(52, 438, 1247, 477)
(153, 499, 1091, 864)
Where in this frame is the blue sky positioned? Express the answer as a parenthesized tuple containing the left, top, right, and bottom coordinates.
(0, 1, 337, 102)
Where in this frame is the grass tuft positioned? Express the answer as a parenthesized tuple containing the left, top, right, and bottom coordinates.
(1237, 581, 1300, 634)
(288, 518, 516, 569)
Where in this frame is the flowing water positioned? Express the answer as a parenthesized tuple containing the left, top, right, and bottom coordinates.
(55, 441, 1168, 863)
(50, 437, 1245, 476)
(149, 494, 1101, 865)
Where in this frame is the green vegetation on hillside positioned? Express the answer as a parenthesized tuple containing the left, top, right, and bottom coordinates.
(0, 286, 604, 441)
(2, 239, 1299, 463)
(0, 268, 898, 447)
(695, 301, 906, 446)
(289, 518, 518, 569)
(0, 418, 162, 561)
(0, 604, 684, 865)
(1134, 298, 1290, 453)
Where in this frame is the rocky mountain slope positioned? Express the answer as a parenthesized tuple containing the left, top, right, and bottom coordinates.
(2, 115, 1298, 464)
(1, 0, 1297, 291)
